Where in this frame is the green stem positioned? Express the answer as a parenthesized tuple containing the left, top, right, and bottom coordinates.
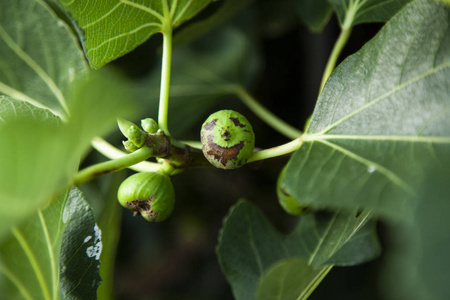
(236, 88, 302, 139)
(319, 27, 352, 94)
(158, 26, 173, 136)
(72, 146, 154, 185)
(247, 137, 303, 163)
(180, 140, 202, 150)
(91, 137, 163, 172)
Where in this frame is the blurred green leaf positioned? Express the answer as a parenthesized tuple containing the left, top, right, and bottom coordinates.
(283, 0, 450, 219)
(0, 96, 62, 125)
(0, 71, 135, 241)
(296, 0, 332, 32)
(412, 172, 450, 300)
(59, 0, 214, 69)
(59, 188, 102, 300)
(380, 165, 450, 300)
(329, 0, 412, 28)
(0, 0, 87, 120)
(256, 258, 330, 300)
(135, 26, 260, 137)
(216, 201, 380, 300)
(0, 187, 100, 300)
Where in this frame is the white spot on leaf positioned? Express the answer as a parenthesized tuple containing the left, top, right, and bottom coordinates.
(84, 236, 92, 243)
(85, 225, 103, 260)
(368, 166, 376, 173)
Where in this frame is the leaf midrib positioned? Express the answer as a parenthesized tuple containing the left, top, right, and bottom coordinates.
(12, 227, 52, 300)
(304, 134, 450, 144)
(0, 264, 34, 300)
(317, 139, 414, 194)
(39, 210, 58, 300)
(307, 213, 337, 265)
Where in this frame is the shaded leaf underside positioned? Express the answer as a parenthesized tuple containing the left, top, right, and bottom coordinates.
(217, 201, 380, 300)
(284, 0, 450, 219)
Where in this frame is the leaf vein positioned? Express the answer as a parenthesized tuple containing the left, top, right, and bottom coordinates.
(307, 213, 337, 265)
(0, 264, 34, 300)
(245, 215, 263, 275)
(120, 0, 165, 22)
(84, 2, 122, 29)
(39, 210, 58, 300)
(87, 22, 161, 53)
(12, 227, 52, 300)
(317, 139, 414, 194)
(173, 0, 193, 25)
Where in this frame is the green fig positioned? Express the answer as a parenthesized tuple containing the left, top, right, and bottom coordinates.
(117, 172, 175, 222)
(200, 110, 255, 169)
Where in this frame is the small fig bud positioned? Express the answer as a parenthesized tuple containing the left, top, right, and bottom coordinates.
(127, 125, 146, 148)
(277, 166, 310, 215)
(117, 118, 137, 139)
(141, 118, 159, 134)
(200, 110, 255, 169)
(117, 172, 175, 222)
(123, 140, 139, 152)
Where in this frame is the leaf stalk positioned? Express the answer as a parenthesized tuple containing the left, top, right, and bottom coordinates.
(158, 27, 173, 136)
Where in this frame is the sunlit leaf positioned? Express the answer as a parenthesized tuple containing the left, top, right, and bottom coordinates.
(59, 0, 214, 68)
(216, 201, 380, 300)
(283, 0, 450, 219)
(0, 188, 101, 300)
(0, 0, 87, 120)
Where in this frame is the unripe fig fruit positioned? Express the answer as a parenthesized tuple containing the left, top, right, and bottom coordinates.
(117, 172, 175, 222)
(277, 166, 310, 215)
(200, 110, 255, 169)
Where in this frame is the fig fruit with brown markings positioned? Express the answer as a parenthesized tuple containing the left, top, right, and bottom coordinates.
(200, 110, 255, 169)
(117, 172, 175, 222)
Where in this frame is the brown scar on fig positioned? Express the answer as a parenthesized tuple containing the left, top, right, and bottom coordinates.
(221, 130, 231, 141)
(229, 117, 246, 128)
(206, 135, 244, 166)
(126, 198, 153, 215)
(280, 188, 290, 196)
(203, 119, 218, 130)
